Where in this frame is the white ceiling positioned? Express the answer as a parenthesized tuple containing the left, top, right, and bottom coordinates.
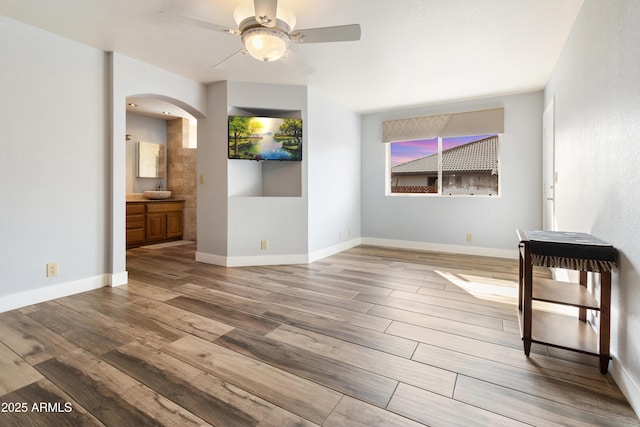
(1, 0, 583, 114)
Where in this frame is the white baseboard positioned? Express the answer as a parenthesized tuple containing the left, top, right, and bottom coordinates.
(196, 238, 362, 268)
(110, 271, 128, 287)
(0, 275, 109, 313)
(196, 237, 514, 267)
(227, 253, 310, 267)
(612, 358, 640, 418)
(308, 238, 362, 263)
(195, 251, 230, 267)
(196, 251, 309, 267)
(361, 237, 518, 259)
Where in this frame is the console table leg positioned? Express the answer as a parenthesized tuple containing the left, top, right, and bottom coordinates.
(600, 271, 612, 375)
(518, 243, 524, 310)
(579, 271, 588, 321)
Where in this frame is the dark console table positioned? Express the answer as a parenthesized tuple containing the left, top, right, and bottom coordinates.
(516, 229, 617, 374)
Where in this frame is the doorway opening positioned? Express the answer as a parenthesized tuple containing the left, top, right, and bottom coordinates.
(125, 96, 198, 252)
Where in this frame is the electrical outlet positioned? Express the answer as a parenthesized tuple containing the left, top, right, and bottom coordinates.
(46, 262, 58, 277)
(466, 233, 473, 242)
(339, 232, 343, 240)
(199, 174, 205, 184)
(348, 229, 352, 238)
(260, 240, 268, 250)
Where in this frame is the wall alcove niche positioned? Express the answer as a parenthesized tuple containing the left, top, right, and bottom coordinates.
(227, 106, 303, 198)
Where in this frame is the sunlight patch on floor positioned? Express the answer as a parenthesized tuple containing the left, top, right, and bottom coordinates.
(435, 270, 579, 316)
(435, 270, 518, 304)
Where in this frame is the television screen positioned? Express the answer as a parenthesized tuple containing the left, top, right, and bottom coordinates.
(228, 116, 303, 161)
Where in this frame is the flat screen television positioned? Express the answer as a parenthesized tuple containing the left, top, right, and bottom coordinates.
(228, 116, 303, 161)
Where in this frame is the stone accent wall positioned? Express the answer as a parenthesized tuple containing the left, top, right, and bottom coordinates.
(167, 118, 197, 241)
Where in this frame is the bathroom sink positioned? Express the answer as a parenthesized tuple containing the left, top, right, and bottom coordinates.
(143, 190, 172, 200)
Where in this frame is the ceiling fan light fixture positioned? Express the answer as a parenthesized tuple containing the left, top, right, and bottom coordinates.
(242, 27, 290, 62)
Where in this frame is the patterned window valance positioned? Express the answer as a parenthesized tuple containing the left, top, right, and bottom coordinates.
(382, 108, 504, 143)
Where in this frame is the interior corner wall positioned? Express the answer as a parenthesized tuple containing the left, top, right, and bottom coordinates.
(544, 0, 640, 412)
(196, 81, 229, 258)
(307, 88, 362, 255)
(361, 91, 543, 255)
(0, 15, 109, 309)
(197, 81, 363, 265)
(225, 81, 309, 262)
(110, 53, 207, 279)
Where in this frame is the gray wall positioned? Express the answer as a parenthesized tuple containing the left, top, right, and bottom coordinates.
(0, 15, 109, 302)
(196, 81, 229, 259)
(0, 15, 208, 309)
(196, 82, 363, 265)
(308, 88, 362, 254)
(544, 0, 640, 410)
(361, 91, 544, 256)
(110, 53, 207, 279)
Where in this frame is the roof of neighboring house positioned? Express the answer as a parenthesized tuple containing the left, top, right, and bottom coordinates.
(391, 136, 499, 175)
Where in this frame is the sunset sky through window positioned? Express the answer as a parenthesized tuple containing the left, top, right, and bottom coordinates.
(390, 135, 495, 166)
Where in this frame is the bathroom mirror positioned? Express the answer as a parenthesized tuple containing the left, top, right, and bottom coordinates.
(137, 141, 165, 178)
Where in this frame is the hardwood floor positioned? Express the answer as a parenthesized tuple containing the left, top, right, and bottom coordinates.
(1, 243, 638, 426)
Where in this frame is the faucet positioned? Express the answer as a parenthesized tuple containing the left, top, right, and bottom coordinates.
(157, 181, 162, 190)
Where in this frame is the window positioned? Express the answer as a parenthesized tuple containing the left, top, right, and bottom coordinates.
(389, 134, 500, 196)
(383, 107, 504, 197)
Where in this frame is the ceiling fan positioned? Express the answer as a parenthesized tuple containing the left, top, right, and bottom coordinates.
(161, 0, 361, 64)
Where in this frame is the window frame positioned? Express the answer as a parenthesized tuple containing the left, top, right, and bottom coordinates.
(386, 134, 502, 198)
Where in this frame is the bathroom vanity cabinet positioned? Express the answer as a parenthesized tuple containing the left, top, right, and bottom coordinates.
(126, 200, 184, 248)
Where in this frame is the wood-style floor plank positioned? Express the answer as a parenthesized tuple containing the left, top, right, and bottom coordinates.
(412, 342, 637, 420)
(0, 311, 78, 365)
(369, 304, 524, 349)
(175, 281, 269, 315)
(120, 296, 236, 341)
(101, 342, 275, 427)
(34, 350, 209, 426)
(391, 288, 518, 320)
(165, 335, 343, 425)
(454, 374, 636, 427)
(113, 278, 181, 301)
(25, 303, 131, 355)
(256, 407, 320, 427)
(215, 328, 399, 408)
(55, 291, 185, 348)
(0, 242, 637, 426)
(266, 324, 456, 397)
(0, 341, 43, 395)
(355, 292, 505, 330)
(387, 382, 528, 427)
(0, 379, 103, 427)
(386, 321, 618, 394)
(166, 295, 279, 335)
(263, 305, 418, 358)
(323, 395, 425, 427)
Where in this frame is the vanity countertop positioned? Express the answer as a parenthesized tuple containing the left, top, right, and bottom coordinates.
(126, 195, 184, 203)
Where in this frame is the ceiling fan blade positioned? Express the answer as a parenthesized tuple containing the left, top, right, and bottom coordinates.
(281, 50, 315, 76)
(254, 0, 278, 27)
(290, 24, 361, 44)
(158, 11, 239, 35)
(212, 49, 246, 69)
